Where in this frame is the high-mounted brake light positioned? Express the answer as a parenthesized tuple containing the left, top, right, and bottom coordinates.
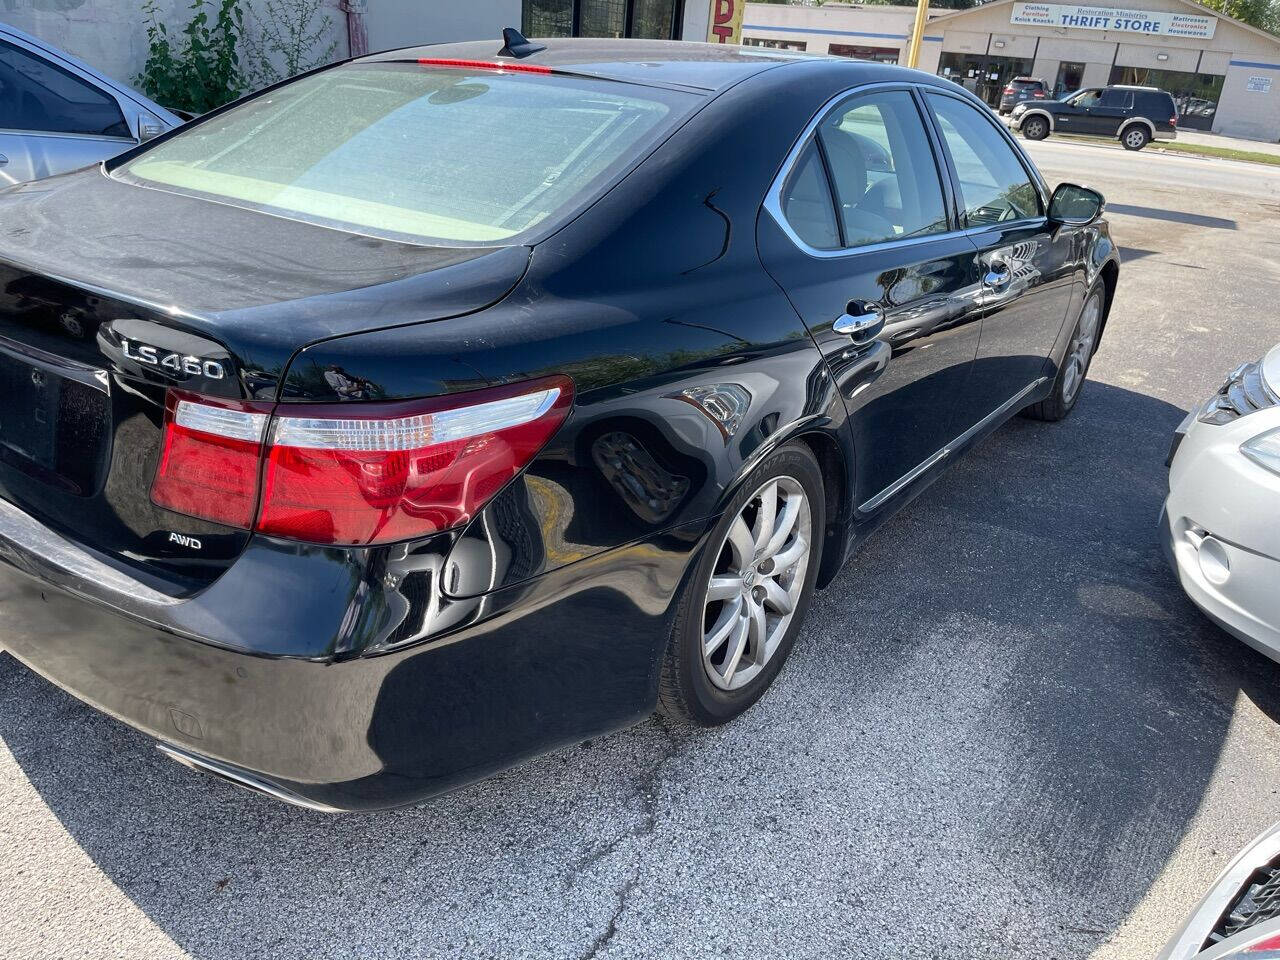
(151, 377, 573, 546)
(416, 58, 553, 75)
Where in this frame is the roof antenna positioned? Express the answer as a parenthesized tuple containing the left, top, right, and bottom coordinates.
(498, 27, 546, 58)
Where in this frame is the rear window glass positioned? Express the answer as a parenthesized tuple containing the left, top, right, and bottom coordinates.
(115, 62, 699, 245)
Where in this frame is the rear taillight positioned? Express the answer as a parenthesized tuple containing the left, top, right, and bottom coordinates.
(151, 377, 572, 546)
(1170, 115, 1178, 126)
(152, 392, 271, 528)
(1003, 85, 1015, 94)
(1033, 90, 1045, 98)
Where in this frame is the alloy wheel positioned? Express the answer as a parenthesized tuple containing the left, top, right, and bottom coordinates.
(1061, 292, 1102, 405)
(701, 476, 812, 692)
(1125, 129, 1147, 149)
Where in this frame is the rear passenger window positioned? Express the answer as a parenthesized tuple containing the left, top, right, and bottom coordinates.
(1100, 88, 1134, 109)
(780, 142, 840, 250)
(926, 93, 1041, 226)
(816, 90, 949, 248)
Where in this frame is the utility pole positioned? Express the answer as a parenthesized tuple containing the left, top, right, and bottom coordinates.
(905, 0, 930, 69)
(343, 0, 369, 59)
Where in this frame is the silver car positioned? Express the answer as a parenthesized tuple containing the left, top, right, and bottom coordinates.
(1162, 347, 1280, 659)
(0, 23, 182, 184)
(1159, 821, 1280, 959)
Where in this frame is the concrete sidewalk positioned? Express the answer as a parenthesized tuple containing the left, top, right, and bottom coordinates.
(1177, 128, 1280, 156)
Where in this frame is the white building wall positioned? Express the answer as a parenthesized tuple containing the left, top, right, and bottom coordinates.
(683, 1, 712, 42)
(365, 0, 521, 52)
(1114, 42, 1199, 72)
(1216, 61, 1280, 138)
(741, 1, 942, 60)
(3, 0, 346, 88)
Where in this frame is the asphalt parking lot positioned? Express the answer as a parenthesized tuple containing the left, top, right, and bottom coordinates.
(3, 138, 1280, 960)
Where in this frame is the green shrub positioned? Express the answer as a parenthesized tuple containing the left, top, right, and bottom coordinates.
(137, 0, 247, 114)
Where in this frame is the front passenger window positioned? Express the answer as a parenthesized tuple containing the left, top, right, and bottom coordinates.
(0, 39, 129, 138)
(925, 93, 1041, 227)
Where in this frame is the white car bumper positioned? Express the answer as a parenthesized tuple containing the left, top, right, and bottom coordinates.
(1162, 379, 1280, 660)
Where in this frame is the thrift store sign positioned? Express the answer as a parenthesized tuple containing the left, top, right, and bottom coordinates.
(1010, 3, 1216, 39)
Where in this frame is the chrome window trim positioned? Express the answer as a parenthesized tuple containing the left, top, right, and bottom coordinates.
(762, 80, 1051, 261)
(0, 127, 135, 143)
(762, 81, 960, 261)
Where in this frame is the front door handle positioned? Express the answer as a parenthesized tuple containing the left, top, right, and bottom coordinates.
(983, 262, 1011, 290)
(832, 300, 885, 342)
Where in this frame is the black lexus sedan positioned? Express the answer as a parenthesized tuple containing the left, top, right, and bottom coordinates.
(0, 36, 1119, 811)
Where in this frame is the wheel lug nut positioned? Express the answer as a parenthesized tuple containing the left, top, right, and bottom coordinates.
(752, 586, 765, 602)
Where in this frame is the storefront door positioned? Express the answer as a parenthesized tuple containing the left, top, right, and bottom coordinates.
(1055, 62, 1085, 97)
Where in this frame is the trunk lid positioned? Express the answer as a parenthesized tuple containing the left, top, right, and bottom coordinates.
(0, 170, 528, 590)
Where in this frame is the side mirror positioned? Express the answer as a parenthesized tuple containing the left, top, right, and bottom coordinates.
(1049, 182, 1105, 226)
(136, 111, 167, 142)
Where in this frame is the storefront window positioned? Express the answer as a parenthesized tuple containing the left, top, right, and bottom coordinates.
(525, 0, 574, 36)
(937, 53, 1033, 107)
(1055, 61, 1085, 97)
(828, 43, 898, 63)
(1109, 65, 1225, 131)
(522, 0, 680, 39)
(743, 37, 808, 51)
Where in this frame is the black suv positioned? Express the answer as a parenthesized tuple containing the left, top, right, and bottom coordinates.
(1012, 85, 1178, 150)
(998, 77, 1049, 115)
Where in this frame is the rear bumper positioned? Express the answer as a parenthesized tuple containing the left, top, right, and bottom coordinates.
(0, 503, 706, 810)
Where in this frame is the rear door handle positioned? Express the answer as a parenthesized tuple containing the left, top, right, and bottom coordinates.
(832, 300, 885, 342)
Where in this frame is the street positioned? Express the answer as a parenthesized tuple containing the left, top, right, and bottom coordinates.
(2, 138, 1280, 960)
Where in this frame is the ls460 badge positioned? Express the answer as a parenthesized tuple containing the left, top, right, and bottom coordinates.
(121, 338, 227, 379)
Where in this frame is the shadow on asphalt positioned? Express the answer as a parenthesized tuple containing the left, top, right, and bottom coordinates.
(2, 380, 1278, 958)
(1107, 203, 1237, 231)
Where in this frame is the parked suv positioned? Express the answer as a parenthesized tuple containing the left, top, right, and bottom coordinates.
(1011, 84, 1177, 150)
(998, 76, 1048, 115)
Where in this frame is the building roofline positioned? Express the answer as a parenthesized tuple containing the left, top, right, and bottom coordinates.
(926, 0, 1280, 50)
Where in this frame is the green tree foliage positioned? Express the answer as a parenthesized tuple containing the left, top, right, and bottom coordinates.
(137, 0, 247, 113)
(1195, 0, 1279, 34)
(244, 0, 338, 89)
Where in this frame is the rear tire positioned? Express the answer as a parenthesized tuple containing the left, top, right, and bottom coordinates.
(1022, 284, 1105, 422)
(1022, 116, 1050, 141)
(1121, 125, 1150, 150)
(658, 442, 825, 727)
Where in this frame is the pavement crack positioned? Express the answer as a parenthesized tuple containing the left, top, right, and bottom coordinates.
(577, 868, 639, 960)
(564, 716, 687, 891)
